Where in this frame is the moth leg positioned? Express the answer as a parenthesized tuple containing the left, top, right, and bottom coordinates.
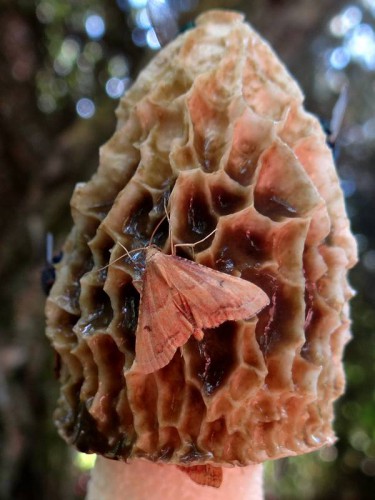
(173, 293, 204, 341)
(193, 328, 204, 341)
(173, 293, 194, 322)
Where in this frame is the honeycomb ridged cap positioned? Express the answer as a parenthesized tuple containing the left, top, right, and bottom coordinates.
(46, 10, 357, 466)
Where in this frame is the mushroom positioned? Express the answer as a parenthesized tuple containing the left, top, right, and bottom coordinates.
(45, 10, 357, 499)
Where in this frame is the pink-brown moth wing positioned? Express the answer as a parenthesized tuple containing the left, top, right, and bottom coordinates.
(176, 464, 223, 488)
(135, 252, 195, 373)
(135, 248, 269, 373)
(161, 253, 270, 329)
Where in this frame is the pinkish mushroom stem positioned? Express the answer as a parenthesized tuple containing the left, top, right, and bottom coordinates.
(87, 458, 263, 500)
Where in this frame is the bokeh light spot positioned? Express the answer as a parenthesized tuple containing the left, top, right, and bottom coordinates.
(53, 38, 80, 76)
(330, 6, 362, 37)
(330, 16, 346, 37)
(36, 2, 55, 24)
(350, 429, 371, 451)
(146, 27, 161, 50)
(53, 60, 71, 77)
(76, 97, 96, 119)
(77, 54, 93, 73)
(361, 458, 375, 476)
(84, 42, 103, 64)
(38, 94, 57, 113)
(108, 55, 129, 77)
(61, 38, 80, 62)
(74, 452, 97, 471)
(129, 0, 148, 8)
(325, 68, 348, 93)
(362, 0, 375, 16)
(132, 27, 147, 47)
(330, 47, 351, 69)
(51, 78, 68, 98)
(136, 8, 152, 29)
(319, 445, 338, 462)
(85, 14, 106, 40)
(363, 249, 375, 271)
(345, 23, 375, 70)
(342, 6, 363, 28)
(105, 77, 129, 98)
(344, 123, 366, 144)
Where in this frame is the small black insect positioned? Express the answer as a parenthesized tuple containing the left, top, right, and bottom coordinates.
(41, 232, 63, 296)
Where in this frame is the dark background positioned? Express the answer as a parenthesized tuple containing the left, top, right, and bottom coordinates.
(0, 0, 374, 499)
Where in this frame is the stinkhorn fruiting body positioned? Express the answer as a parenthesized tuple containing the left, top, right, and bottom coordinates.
(46, 9, 357, 476)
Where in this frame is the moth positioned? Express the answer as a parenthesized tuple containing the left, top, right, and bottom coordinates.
(177, 464, 223, 488)
(133, 246, 269, 374)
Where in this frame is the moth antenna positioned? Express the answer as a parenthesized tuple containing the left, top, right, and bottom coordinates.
(149, 212, 168, 248)
(163, 197, 171, 224)
(100, 196, 171, 274)
(161, 197, 174, 256)
(97, 243, 147, 272)
(173, 227, 217, 256)
(117, 241, 135, 260)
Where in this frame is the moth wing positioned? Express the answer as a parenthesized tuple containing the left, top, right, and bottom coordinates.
(167, 256, 270, 329)
(135, 258, 195, 374)
(176, 465, 223, 488)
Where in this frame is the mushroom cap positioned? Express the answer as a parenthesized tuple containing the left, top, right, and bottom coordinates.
(46, 10, 357, 466)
